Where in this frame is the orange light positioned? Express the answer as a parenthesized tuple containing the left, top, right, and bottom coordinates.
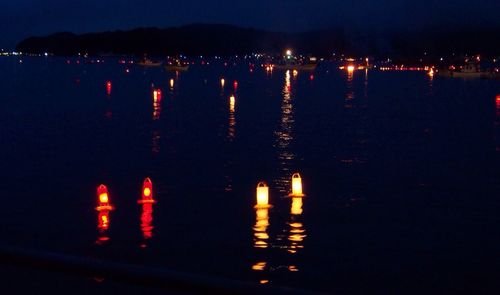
(169, 79, 174, 89)
(292, 69, 298, 76)
(428, 68, 434, 77)
(96, 184, 113, 211)
(496, 95, 500, 102)
(347, 65, 355, 72)
(139, 177, 155, 203)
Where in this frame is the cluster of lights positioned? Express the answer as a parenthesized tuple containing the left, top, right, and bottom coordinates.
(254, 172, 305, 208)
(96, 178, 157, 244)
(379, 66, 430, 71)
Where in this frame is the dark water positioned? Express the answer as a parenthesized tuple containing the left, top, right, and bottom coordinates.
(1, 57, 500, 294)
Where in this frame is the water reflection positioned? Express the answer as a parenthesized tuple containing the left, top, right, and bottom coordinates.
(345, 68, 355, 105)
(153, 89, 162, 120)
(227, 95, 236, 141)
(253, 208, 270, 249)
(495, 95, 500, 152)
(96, 210, 111, 245)
(274, 70, 296, 193)
(140, 203, 154, 244)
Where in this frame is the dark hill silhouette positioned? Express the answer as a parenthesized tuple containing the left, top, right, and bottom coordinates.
(16, 24, 500, 58)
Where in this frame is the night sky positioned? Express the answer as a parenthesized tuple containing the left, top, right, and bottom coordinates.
(1, 0, 500, 49)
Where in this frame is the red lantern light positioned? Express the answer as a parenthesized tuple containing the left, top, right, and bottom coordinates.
(233, 80, 238, 89)
(96, 184, 113, 211)
(106, 81, 112, 96)
(139, 177, 155, 203)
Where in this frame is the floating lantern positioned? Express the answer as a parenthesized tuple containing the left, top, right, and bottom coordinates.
(169, 78, 174, 89)
(428, 68, 434, 77)
(288, 173, 305, 197)
(233, 80, 238, 90)
(96, 184, 113, 211)
(292, 69, 298, 77)
(255, 182, 271, 208)
(220, 78, 225, 87)
(138, 177, 155, 203)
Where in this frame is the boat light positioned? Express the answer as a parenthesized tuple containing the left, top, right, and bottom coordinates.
(255, 182, 271, 208)
(289, 173, 305, 197)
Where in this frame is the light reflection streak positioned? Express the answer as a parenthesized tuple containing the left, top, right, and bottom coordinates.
(274, 70, 296, 193)
(253, 208, 270, 249)
(96, 210, 110, 245)
(153, 89, 162, 120)
(140, 202, 154, 245)
(345, 67, 354, 105)
(227, 95, 236, 141)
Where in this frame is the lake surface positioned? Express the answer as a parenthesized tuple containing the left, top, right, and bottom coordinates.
(0, 57, 499, 294)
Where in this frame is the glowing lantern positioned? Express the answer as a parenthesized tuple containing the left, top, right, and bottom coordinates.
(96, 184, 113, 211)
(233, 80, 238, 90)
(289, 173, 305, 197)
(169, 78, 174, 89)
(428, 68, 434, 77)
(138, 177, 155, 203)
(347, 65, 355, 72)
(255, 182, 271, 208)
(292, 69, 298, 77)
(220, 78, 225, 87)
(106, 81, 112, 96)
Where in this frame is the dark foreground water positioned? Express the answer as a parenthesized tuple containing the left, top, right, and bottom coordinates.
(0, 57, 499, 294)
